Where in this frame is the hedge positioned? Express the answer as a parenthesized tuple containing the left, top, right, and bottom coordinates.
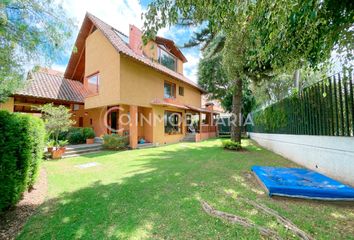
(58, 127, 95, 144)
(0, 110, 45, 212)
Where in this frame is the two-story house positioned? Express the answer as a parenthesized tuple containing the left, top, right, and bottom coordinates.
(0, 13, 218, 148)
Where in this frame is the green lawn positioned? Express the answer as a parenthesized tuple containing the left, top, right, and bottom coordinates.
(18, 139, 354, 239)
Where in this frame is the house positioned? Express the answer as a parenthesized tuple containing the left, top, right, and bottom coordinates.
(0, 13, 218, 148)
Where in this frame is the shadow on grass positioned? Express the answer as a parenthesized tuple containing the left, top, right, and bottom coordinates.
(17, 140, 354, 239)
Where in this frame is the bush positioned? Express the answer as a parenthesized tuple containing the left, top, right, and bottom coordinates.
(222, 140, 242, 151)
(0, 110, 45, 212)
(66, 127, 85, 144)
(103, 134, 128, 150)
(62, 127, 95, 144)
(83, 127, 95, 139)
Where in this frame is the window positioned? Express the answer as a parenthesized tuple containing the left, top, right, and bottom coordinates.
(87, 73, 99, 93)
(179, 86, 184, 96)
(73, 104, 80, 111)
(158, 47, 177, 71)
(164, 81, 176, 98)
(164, 111, 182, 134)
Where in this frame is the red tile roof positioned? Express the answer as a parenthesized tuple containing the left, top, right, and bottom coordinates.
(83, 13, 205, 93)
(15, 71, 90, 103)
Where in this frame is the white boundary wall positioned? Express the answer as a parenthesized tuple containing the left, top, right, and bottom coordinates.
(248, 133, 354, 186)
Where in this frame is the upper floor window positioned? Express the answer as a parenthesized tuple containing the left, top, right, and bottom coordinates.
(158, 47, 177, 71)
(179, 86, 184, 96)
(164, 81, 176, 98)
(87, 72, 99, 94)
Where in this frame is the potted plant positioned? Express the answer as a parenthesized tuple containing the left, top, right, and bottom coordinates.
(47, 139, 56, 153)
(37, 104, 75, 160)
(58, 140, 69, 153)
(84, 128, 95, 144)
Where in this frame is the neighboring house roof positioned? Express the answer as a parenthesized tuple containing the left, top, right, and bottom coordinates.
(64, 12, 205, 93)
(15, 70, 90, 103)
(202, 95, 227, 113)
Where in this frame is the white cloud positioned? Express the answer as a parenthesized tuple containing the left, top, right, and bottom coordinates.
(51, 64, 67, 73)
(183, 52, 200, 83)
(62, 0, 144, 35)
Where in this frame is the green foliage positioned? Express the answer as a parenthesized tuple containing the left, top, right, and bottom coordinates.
(103, 134, 128, 150)
(198, 34, 255, 114)
(62, 127, 95, 144)
(251, 95, 300, 133)
(0, 110, 45, 211)
(222, 139, 242, 151)
(83, 128, 95, 139)
(47, 139, 56, 148)
(66, 128, 85, 144)
(58, 140, 68, 147)
(0, 0, 75, 102)
(38, 104, 75, 146)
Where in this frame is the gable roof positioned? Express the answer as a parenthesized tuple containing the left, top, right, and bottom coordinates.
(15, 70, 90, 103)
(64, 12, 205, 93)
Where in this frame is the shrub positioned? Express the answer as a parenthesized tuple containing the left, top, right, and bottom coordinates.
(0, 110, 45, 212)
(66, 127, 85, 144)
(103, 134, 128, 150)
(83, 127, 95, 139)
(222, 140, 242, 151)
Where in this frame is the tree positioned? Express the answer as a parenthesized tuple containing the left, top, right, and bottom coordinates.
(198, 34, 255, 115)
(38, 104, 75, 147)
(143, 0, 354, 143)
(0, 0, 75, 102)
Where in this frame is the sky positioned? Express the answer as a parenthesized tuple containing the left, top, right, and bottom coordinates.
(52, 0, 201, 83)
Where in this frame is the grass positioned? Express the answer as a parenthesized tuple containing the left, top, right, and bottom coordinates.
(18, 139, 354, 239)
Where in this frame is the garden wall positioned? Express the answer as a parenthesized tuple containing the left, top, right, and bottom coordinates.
(248, 133, 354, 186)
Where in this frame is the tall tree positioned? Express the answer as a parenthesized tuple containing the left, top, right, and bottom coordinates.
(143, 0, 354, 144)
(0, 0, 75, 102)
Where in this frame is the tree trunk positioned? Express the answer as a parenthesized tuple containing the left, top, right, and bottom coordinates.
(230, 78, 242, 143)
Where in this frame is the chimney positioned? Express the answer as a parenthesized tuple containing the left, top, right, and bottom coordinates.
(129, 25, 143, 55)
(205, 102, 214, 112)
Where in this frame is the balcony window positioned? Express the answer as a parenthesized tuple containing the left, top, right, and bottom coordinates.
(158, 47, 177, 71)
(87, 73, 99, 93)
(164, 111, 182, 134)
(164, 81, 176, 98)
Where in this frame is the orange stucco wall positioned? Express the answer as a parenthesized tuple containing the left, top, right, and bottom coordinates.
(152, 106, 186, 145)
(84, 29, 121, 109)
(119, 55, 201, 108)
(71, 104, 107, 137)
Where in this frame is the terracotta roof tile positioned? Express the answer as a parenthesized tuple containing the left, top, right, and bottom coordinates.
(15, 71, 90, 103)
(86, 13, 206, 93)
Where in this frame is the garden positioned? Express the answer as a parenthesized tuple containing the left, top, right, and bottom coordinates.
(13, 139, 354, 239)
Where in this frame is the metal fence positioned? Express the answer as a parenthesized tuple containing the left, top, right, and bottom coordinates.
(249, 70, 354, 137)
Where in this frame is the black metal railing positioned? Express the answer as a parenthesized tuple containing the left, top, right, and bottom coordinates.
(249, 70, 354, 137)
